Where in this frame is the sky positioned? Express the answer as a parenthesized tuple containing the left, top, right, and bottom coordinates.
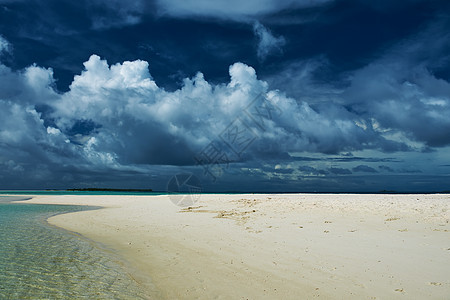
(0, 0, 450, 192)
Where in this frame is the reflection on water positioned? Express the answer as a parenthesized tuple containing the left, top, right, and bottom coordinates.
(0, 198, 150, 299)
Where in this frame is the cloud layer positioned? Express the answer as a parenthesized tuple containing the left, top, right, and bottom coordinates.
(1, 46, 448, 190)
(155, 0, 332, 21)
(2, 50, 420, 176)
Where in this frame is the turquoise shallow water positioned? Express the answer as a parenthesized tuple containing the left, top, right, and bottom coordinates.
(0, 197, 149, 299)
(0, 190, 166, 196)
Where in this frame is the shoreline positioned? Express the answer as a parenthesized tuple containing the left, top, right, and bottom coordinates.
(0, 196, 150, 298)
(16, 193, 450, 299)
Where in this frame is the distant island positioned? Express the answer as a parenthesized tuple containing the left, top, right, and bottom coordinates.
(65, 188, 153, 192)
(378, 190, 398, 193)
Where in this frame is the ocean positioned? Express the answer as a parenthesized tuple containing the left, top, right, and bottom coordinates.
(0, 190, 166, 196)
(0, 196, 148, 299)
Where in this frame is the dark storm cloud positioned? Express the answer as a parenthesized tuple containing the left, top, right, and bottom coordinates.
(0, 52, 410, 188)
(328, 167, 352, 175)
(399, 169, 422, 174)
(298, 166, 329, 176)
(352, 165, 377, 173)
(378, 165, 395, 173)
(290, 155, 401, 163)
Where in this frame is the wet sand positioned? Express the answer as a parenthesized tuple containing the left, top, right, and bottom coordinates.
(20, 194, 450, 299)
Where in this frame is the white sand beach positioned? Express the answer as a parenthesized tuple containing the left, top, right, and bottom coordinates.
(19, 194, 450, 299)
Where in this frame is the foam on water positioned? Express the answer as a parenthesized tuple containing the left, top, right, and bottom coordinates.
(0, 197, 152, 299)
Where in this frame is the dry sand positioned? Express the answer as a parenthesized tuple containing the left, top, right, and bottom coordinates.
(18, 194, 450, 299)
